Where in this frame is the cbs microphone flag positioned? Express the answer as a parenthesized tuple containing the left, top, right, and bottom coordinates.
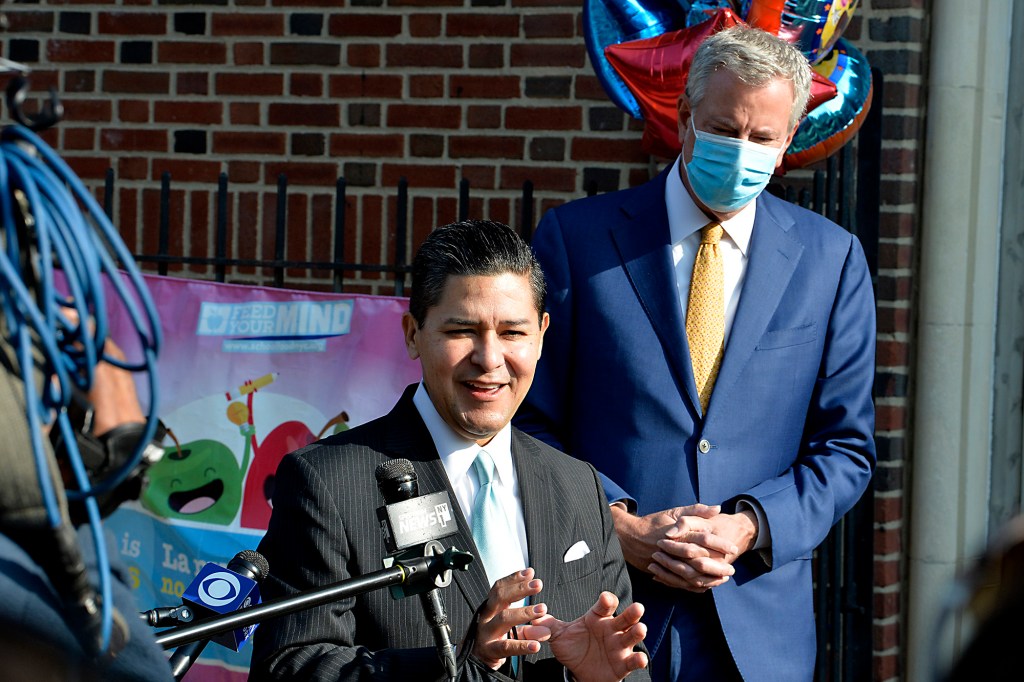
(104, 274, 420, 682)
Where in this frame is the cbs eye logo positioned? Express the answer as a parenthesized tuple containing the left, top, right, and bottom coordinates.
(198, 571, 241, 607)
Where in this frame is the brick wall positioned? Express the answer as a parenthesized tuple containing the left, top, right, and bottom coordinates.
(1, 1, 924, 679)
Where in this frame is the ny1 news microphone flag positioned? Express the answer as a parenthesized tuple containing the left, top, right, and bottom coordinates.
(104, 274, 421, 681)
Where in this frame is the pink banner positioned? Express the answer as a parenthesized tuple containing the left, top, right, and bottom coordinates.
(105, 274, 420, 680)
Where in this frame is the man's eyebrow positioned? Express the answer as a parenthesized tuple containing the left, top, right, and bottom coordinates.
(440, 317, 532, 326)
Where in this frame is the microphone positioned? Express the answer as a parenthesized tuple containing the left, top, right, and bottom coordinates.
(167, 549, 270, 680)
(375, 459, 459, 681)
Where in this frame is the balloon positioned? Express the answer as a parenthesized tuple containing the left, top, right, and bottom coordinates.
(743, 0, 860, 65)
(782, 37, 873, 172)
(583, 0, 693, 119)
(605, 8, 744, 158)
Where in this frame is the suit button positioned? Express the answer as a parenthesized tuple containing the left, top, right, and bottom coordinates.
(698, 439, 711, 454)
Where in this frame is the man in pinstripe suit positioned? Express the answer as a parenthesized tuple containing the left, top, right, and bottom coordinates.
(251, 220, 650, 682)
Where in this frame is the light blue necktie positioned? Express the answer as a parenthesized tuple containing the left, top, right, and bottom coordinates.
(471, 449, 523, 587)
(472, 449, 524, 675)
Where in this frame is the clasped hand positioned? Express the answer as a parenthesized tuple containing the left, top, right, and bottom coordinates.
(471, 568, 648, 681)
(610, 504, 758, 594)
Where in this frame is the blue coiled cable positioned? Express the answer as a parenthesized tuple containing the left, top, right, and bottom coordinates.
(0, 124, 162, 653)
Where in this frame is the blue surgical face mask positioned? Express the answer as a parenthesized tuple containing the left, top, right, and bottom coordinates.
(684, 118, 783, 213)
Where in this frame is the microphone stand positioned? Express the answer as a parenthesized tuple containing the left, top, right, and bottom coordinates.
(154, 547, 472, 651)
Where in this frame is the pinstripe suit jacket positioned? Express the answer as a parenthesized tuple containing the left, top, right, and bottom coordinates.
(250, 385, 648, 682)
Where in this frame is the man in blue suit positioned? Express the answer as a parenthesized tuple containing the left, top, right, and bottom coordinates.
(515, 26, 876, 681)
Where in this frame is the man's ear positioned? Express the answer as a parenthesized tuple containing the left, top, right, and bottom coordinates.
(676, 94, 693, 147)
(401, 312, 420, 360)
(537, 312, 550, 358)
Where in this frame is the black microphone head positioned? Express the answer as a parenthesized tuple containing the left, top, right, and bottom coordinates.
(227, 549, 270, 583)
(375, 458, 418, 503)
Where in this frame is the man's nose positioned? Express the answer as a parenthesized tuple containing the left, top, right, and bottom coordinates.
(473, 333, 503, 371)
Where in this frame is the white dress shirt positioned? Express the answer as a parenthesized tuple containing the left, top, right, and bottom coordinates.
(665, 155, 756, 345)
(412, 382, 529, 572)
(665, 157, 772, 555)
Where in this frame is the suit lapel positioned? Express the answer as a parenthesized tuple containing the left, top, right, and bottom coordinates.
(512, 430, 562, 590)
(710, 197, 804, 414)
(610, 170, 702, 414)
(381, 389, 492, 615)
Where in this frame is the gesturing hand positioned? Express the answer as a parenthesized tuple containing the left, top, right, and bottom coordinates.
(470, 568, 550, 670)
(531, 592, 648, 682)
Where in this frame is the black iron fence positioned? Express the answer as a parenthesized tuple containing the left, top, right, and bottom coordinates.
(102, 70, 884, 682)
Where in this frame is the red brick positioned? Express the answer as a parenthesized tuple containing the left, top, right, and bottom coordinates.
(117, 158, 147, 181)
(348, 43, 381, 68)
(48, 40, 115, 63)
(234, 43, 265, 65)
(387, 105, 461, 129)
(329, 134, 404, 158)
(878, 242, 913, 269)
(155, 101, 224, 125)
(875, 526, 901, 555)
(5, 11, 55, 32)
(329, 74, 403, 99)
(872, 620, 899, 651)
(213, 132, 287, 156)
(450, 75, 520, 99)
(873, 590, 900, 618)
(212, 12, 284, 36)
(874, 558, 900, 587)
(65, 156, 114, 181)
(328, 13, 403, 37)
(227, 161, 261, 184)
(268, 103, 340, 127)
(501, 166, 576, 193)
(291, 73, 324, 97)
(875, 496, 902, 524)
(447, 13, 519, 37)
(272, 43, 341, 66)
(230, 103, 261, 126)
(98, 12, 167, 34)
(524, 13, 574, 38)
(62, 127, 95, 151)
(104, 71, 170, 94)
(467, 105, 502, 129)
(877, 307, 910, 335)
(217, 73, 285, 97)
(117, 99, 150, 122)
(65, 99, 113, 122)
(571, 137, 648, 163)
(874, 405, 905, 431)
(575, 74, 611, 100)
(873, 652, 899, 681)
(510, 43, 585, 68)
(381, 163, 456, 189)
(460, 166, 496, 190)
(469, 44, 504, 68)
(876, 340, 910, 367)
(101, 128, 167, 153)
(410, 75, 445, 98)
(387, 44, 462, 68)
(158, 159, 222, 184)
(158, 41, 228, 64)
(506, 106, 581, 131)
(265, 162, 341, 187)
(409, 13, 442, 37)
(450, 135, 523, 160)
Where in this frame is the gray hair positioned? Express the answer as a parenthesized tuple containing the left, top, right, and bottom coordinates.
(408, 220, 546, 327)
(686, 25, 812, 131)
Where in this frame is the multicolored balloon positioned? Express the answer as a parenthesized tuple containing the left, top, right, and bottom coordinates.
(743, 0, 861, 65)
(584, 0, 871, 171)
(782, 37, 873, 172)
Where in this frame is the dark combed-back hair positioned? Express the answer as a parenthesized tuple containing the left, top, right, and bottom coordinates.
(408, 220, 546, 327)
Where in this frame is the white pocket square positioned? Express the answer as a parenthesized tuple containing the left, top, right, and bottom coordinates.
(563, 540, 591, 562)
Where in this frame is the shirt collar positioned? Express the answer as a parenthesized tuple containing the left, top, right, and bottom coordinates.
(412, 382, 515, 485)
(665, 155, 756, 256)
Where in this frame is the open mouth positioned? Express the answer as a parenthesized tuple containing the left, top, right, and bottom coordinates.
(168, 479, 225, 515)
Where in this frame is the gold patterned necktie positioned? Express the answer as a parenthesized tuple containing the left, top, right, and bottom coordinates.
(686, 222, 725, 414)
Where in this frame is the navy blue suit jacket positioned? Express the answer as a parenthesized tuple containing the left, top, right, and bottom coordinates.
(516, 167, 876, 681)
